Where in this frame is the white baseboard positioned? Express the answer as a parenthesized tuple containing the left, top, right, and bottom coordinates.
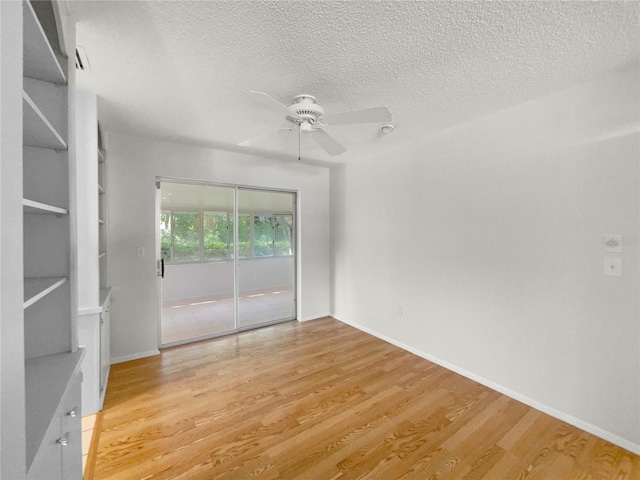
(111, 349, 160, 364)
(334, 315, 640, 455)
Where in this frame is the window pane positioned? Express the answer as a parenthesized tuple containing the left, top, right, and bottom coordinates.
(274, 214, 293, 256)
(204, 212, 229, 261)
(230, 214, 251, 259)
(160, 210, 172, 261)
(254, 215, 274, 257)
(172, 211, 200, 262)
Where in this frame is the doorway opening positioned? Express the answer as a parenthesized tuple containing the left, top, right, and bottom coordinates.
(157, 179, 296, 347)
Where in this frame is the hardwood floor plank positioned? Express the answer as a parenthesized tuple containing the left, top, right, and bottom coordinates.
(497, 408, 541, 451)
(394, 446, 451, 479)
(91, 317, 639, 479)
(482, 450, 527, 479)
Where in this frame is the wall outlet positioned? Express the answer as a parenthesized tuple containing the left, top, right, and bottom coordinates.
(604, 257, 621, 276)
(137, 246, 145, 257)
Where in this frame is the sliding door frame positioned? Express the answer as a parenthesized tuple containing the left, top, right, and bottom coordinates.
(156, 176, 298, 348)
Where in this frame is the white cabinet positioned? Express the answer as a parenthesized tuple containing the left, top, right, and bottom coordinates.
(78, 290, 111, 414)
(61, 373, 83, 479)
(27, 366, 82, 480)
(26, 413, 63, 480)
(0, 1, 83, 477)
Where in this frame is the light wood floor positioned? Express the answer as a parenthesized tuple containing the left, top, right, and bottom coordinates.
(91, 317, 639, 479)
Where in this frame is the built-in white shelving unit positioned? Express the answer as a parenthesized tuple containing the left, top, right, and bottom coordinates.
(20, 1, 84, 477)
(97, 122, 111, 405)
(77, 95, 111, 416)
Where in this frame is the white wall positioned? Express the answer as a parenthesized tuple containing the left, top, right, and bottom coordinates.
(106, 133, 330, 362)
(163, 257, 294, 301)
(331, 62, 640, 452)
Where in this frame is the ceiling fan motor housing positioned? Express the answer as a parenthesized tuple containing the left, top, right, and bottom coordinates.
(287, 94, 325, 124)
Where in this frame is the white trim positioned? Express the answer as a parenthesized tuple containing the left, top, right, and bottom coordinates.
(98, 365, 110, 410)
(233, 187, 239, 330)
(111, 349, 160, 365)
(334, 315, 640, 455)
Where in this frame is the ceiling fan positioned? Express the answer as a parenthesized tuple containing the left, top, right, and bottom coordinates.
(238, 91, 392, 157)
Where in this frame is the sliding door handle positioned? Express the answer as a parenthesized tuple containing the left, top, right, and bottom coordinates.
(158, 258, 165, 278)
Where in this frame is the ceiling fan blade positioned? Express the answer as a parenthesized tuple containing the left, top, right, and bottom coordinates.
(321, 106, 392, 126)
(248, 90, 300, 120)
(237, 127, 293, 147)
(309, 128, 346, 156)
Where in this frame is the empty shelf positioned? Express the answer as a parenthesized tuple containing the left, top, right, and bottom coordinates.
(23, 91, 67, 149)
(23, 198, 68, 215)
(24, 277, 67, 309)
(23, 0, 66, 84)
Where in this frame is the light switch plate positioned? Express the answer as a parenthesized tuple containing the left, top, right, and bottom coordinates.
(137, 246, 145, 257)
(604, 257, 621, 276)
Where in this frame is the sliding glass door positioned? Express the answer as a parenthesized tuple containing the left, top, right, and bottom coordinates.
(158, 180, 296, 347)
(237, 189, 296, 329)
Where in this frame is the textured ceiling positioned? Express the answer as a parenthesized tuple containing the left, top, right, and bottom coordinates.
(69, 0, 639, 164)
